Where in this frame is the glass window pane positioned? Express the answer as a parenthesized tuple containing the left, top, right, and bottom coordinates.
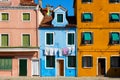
(82, 56, 93, 67)
(1, 34, 8, 46)
(111, 57, 120, 67)
(46, 33, 53, 45)
(46, 56, 55, 67)
(68, 56, 76, 67)
(68, 33, 74, 45)
(57, 14, 63, 22)
(23, 34, 30, 47)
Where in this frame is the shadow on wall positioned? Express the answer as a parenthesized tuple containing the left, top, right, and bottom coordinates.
(106, 68, 120, 77)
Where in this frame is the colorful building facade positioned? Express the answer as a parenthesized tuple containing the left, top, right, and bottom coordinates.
(74, 0, 120, 77)
(0, 0, 43, 76)
(39, 6, 76, 77)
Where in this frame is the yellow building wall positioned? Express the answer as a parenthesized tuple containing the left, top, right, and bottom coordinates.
(75, 0, 120, 77)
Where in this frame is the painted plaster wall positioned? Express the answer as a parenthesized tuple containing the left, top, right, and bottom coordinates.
(74, 0, 120, 77)
(39, 28, 76, 77)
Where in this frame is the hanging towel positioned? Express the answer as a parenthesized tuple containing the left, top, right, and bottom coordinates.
(68, 47, 72, 54)
(59, 49, 62, 56)
(50, 48, 54, 56)
(54, 48, 58, 55)
(71, 47, 75, 55)
(62, 48, 69, 55)
(45, 47, 49, 55)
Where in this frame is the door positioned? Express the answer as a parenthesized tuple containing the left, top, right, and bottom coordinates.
(57, 60, 64, 76)
(19, 59, 27, 76)
(32, 60, 39, 76)
(98, 58, 105, 76)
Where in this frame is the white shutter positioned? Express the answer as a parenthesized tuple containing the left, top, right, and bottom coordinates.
(32, 60, 39, 76)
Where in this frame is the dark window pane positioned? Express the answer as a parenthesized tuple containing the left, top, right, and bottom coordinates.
(68, 33, 74, 45)
(46, 56, 55, 67)
(57, 14, 63, 22)
(46, 33, 53, 45)
(82, 0, 92, 3)
(68, 56, 76, 67)
(82, 56, 93, 67)
(82, 32, 93, 44)
(111, 57, 120, 67)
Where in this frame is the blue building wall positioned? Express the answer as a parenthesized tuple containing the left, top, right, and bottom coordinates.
(34, 0, 39, 4)
(39, 28, 76, 77)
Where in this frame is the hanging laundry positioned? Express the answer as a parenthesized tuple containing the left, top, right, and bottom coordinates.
(54, 48, 58, 55)
(44, 47, 49, 55)
(50, 48, 54, 56)
(62, 48, 69, 55)
(68, 47, 72, 54)
(59, 49, 62, 56)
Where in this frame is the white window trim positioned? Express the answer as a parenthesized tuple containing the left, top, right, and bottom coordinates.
(45, 56, 55, 69)
(66, 56, 76, 69)
(66, 32, 75, 46)
(45, 32, 54, 46)
(22, 12, 31, 22)
(56, 13, 64, 23)
(110, 55, 120, 68)
(0, 12, 10, 21)
(21, 33, 31, 47)
(0, 33, 9, 47)
(82, 55, 93, 68)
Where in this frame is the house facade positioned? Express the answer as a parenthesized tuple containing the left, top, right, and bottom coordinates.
(74, 0, 120, 77)
(39, 6, 76, 77)
(0, 0, 43, 76)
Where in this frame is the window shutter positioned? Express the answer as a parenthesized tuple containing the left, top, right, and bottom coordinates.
(23, 34, 30, 47)
(1, 34, 8, 46)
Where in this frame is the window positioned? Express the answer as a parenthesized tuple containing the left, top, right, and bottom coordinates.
(23, 34, 30, 47)
(68, 56, 76, 68)
(46, 33, 53, 45)
(82, 56, 93, 68)
(23, 13, 30, 21)
(57, 14, 63, 22)
(0, 58, 12, 70)
(82, 32, 93, 44)
(82, 0, 92, 3)
(110, 32, 120, 44)
(111, 56, 120, 67)
(110, 13, 120, 22)
(1, 34, 8, 46)
(67, 33, 75, 45)
(1, 13, 9, 21)
(82, 13, 93, 22)
(46, 56, 55, 68)
(109, 0, 120, 3)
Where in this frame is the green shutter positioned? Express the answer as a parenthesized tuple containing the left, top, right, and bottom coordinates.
(1, 34, 8, 46)
(57, 14, 63, 22)
(23, 34, 30, 47)
(111, 14, 119, 20)
(2, 13, 8, 20)
(68, 33, 74, 45)
(46, 33, 53, 45)
(84, 32, 92, 40)
(112, 33, 119, 41)
(83, 13, 91, 20)
(0, 58, 12, 70)
(23, 13, 30, 21)
(46, 56, 55, 67)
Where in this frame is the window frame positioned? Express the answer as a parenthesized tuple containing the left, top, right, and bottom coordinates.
(22, 12, 31, 22)
(82, 56, 93, 68)
(82, 0, 92, 3)
(82, 32, 93, 45)
(45, 32, 54, 46)
(66, 32, 75, 46)
(0, 57, 12, 70)
(109, 32, 120, 45)
(57, 14, 63, 23)
(82, 12, 93, 22)
(1, 13, 9, 21)
(45, 56, 55, 69)
(109, 0, 120, 3)
(110, 56, 120, 68)
(22, 34, 30, 47)
(0, 34, 9, 47)
(67, 56, 76, 69)
(109, 13, 120, 22)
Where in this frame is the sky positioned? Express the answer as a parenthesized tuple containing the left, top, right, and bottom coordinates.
(42, 0, 74, 16)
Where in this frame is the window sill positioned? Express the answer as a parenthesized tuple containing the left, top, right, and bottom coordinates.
(82, 67, 92, 69)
